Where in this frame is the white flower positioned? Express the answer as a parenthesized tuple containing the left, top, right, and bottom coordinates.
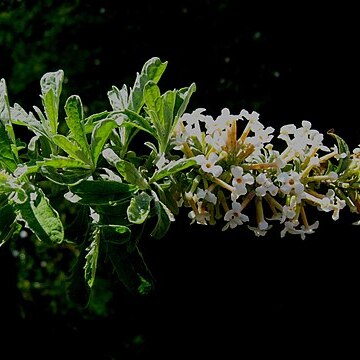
(281, 219, 319, 240)
(231, 166, 254, 200)
(318, 189, 346, 220)
(204, 131, 227, 152)
(245, 126, 275, 148)
(181, 108, 207, 126)
(222, 202, 249, 231)
(278, 170, 304, 197)
(215, 108, 242, 129)
(248, 221, 272, 237)
(332, 145, 347, 160)
(280, 220, 301, 238)
(195, 153, 223, 177)
(240, 109, 261, 129)
(188, 201, 210, 225)
(255, 173, 278, 197)
(278, 124, 296, 144)
(300, 221, 319, 240)
(196, 188, 217, 205)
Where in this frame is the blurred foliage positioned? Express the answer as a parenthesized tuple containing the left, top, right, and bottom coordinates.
(10, 231, 115, 318)
(0, 0, 115, 114)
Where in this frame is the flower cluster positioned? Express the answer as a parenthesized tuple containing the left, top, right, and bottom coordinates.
(171, 108, 360, 239)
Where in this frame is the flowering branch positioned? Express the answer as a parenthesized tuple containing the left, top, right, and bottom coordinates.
(1, 57, 359, 303)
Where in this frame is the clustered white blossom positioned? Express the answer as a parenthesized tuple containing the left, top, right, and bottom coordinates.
(170, 108, 360, 239)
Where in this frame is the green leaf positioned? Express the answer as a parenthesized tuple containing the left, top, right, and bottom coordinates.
(84, 227, 101, 288)
(0, 78, 16, 144)
(0, 171, 27, 203)
(174, 83, 197, 120)
(150, 158, 196, 183)
(53, 134, 91, 164)
(0, 121, 18, 172)
(90, 118, 118, 166)
(160, 90, 176, 149)
(150, 191, 175, 239)
(107, 244, 154, 295)
(138, 275, 153, 295)
(84, 111, 110, 134)
(66, 179, 137, 205)
(152, 182, 180, 215)
(108, 84, 128, 111)
(70, 179, 137, 196)
(64, 95, 92, 165)
(16, 188, 64, 244)
(100, 225, 131, 245)
(10, 104, 47, 137)
(40, 70, 64, 135)
(121, 109, 157, 137)
(0, 202, 17, 246)
(101, 147, 121, 167)
(127, 191, 152, 224)
(67, 242, 91, 307)
(40, 167, 92, 186)
(0, 79, 18, 172)
(144, 81, 161, 111)
(128, 57, 168, 113)
(115, 159, 149, 190)
(327, 131, 351, 174)
(39, 155, 92, 169)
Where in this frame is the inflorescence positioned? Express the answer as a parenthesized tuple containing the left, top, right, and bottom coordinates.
(170, 108, 360, 239)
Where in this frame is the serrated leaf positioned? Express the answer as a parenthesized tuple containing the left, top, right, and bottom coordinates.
(115, 159, 149, 190)
(16, 188, 64, 244)
(150, 158, 196, 183)
(128, 57, 168, 113)
(84, 227, 101, 288)
(64, 95, 92, 166)
(90, 118, 118, 166)
(127, 191, 152, 224)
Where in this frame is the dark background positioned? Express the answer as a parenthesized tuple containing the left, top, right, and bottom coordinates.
(1, 0, 359, 357)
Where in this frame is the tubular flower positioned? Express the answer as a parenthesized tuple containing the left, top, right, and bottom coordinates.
(170, 107, 360, 238)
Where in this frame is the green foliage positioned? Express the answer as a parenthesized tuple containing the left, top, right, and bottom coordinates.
(0, 57, 195, 307)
